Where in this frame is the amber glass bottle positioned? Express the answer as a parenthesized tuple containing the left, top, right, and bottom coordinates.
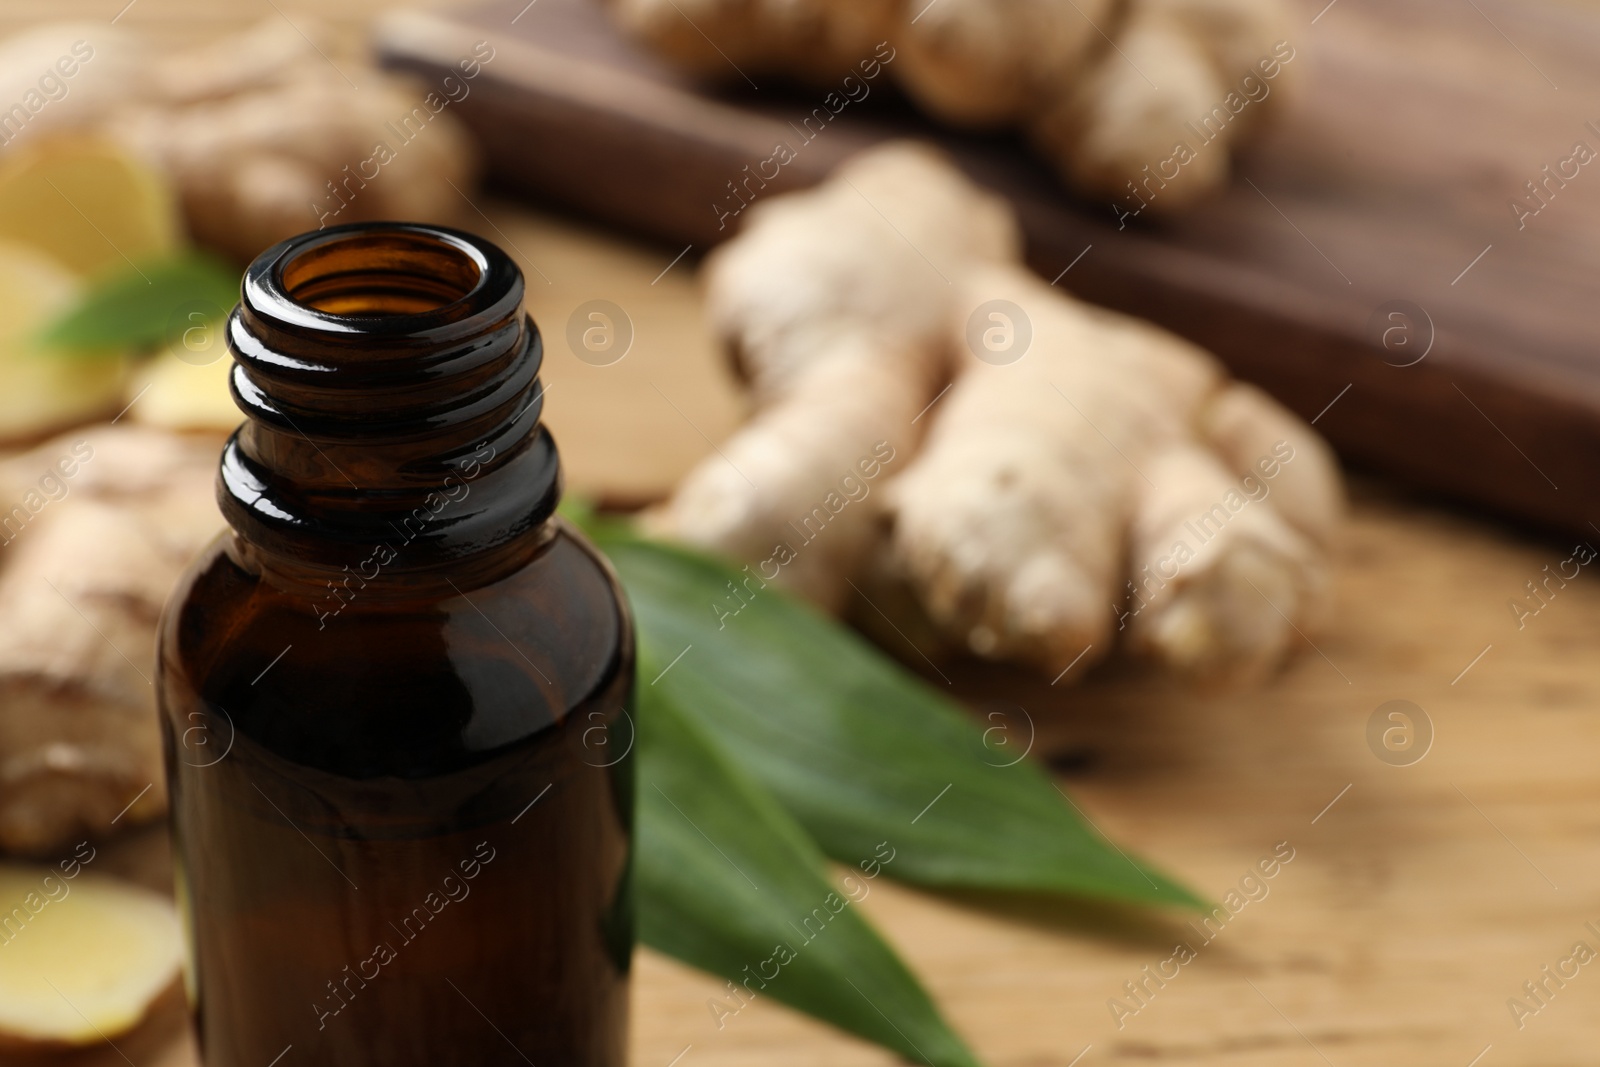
(156, 223, 634, 1067)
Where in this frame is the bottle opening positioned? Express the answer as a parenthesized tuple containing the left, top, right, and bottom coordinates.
(279, 229, 487, 317)
(225, 222, 556, 572)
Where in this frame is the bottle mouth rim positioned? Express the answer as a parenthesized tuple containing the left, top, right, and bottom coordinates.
(243, 221, 519, 338)
(218, 222, 557, 571)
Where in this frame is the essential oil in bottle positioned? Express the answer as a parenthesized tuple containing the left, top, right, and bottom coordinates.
(156, 223, 634, 1067)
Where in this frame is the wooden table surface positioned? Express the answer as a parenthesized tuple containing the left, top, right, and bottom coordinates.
(6, 4, 1600, 1067)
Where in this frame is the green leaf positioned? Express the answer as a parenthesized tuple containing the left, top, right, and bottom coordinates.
(37, 253, 240, 355)
(638, 675, 982, 1067)
(591, 522, 1201, 911)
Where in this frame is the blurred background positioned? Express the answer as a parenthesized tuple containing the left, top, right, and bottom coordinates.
(0, 0, 1597, 1065)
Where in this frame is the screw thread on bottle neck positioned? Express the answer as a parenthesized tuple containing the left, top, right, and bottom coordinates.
(220, 223, 560, 576)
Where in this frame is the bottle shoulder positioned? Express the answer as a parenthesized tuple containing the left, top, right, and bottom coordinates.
(157, 519, 634, 779)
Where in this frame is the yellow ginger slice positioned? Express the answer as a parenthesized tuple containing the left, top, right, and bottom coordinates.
(0, 136, 179, 278)
(0, 866, 182, 1050)
(0, 239, 126, 443)
(129, 340, 240, 434)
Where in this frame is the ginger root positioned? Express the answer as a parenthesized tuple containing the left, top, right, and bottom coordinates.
(0, 20, 479, 263)
(652, 142, 1342, 684)
(0, 425, 223, 855)
(888, 264, 1223, 672)
(115, 19, 480, 262)
(606, 0, 901, 86)
(601, 0, 1298, 211)
(897, 263, 1338, 680)
(643, 142, 1019, 610)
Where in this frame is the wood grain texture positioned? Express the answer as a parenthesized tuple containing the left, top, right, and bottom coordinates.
(373, 0, 1600, 538)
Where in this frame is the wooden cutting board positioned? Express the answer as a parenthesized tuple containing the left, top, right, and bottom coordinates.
(373, 0, 1600, 537)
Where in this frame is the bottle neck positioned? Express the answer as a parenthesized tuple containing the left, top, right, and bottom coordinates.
(219, 223, 561, 588)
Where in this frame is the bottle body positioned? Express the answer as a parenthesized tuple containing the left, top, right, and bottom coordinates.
(155, 223, 633, 1067)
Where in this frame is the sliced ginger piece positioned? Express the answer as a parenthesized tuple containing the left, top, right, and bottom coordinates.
(0, 866, 182, 1051)
(129, 340, 240, 433)
(0, 136, 179, 278)
(0, 239, 126, 442)
(0, 239, 77, 329)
